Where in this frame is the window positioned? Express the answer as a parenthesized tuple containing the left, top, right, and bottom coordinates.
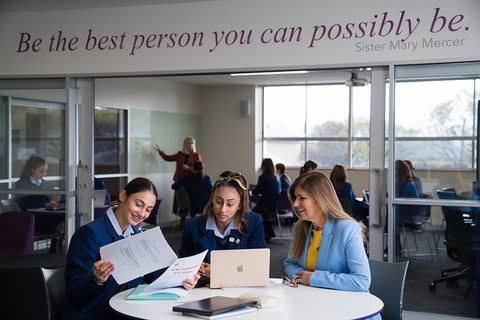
(263, 83, 371, 168)
(394, 79, 478, 169)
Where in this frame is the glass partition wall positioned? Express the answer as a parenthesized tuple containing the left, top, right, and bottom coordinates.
(391, 62, 480, 317)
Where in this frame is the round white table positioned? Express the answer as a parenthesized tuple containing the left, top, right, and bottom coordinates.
(110, 279, 383, 320)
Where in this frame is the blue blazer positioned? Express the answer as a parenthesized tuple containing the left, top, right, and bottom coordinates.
(284, 218, 371, 292)
(15, 177, 53, 210)
(179, 211, 266, 262)
(63, 216, 165, 320)
(172, 174, 213, 215)
(252, 174, 280, 214)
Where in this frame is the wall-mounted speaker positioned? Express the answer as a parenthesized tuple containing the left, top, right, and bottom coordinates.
(238, 100, 250, 117)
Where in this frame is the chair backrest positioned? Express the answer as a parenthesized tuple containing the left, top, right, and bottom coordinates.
(94, 206, 109, 220)
(339, 197, 353, 216)
(0, 267, 50, 319)
(368, 259, 409, 320)
(144, 198, 163, 225)
(443, 206, 476, 247)
(175, 188, 190, 216)
(0, 211, 35, 255)
(42, 267, 66, 320)
(1, 198, 21, 212)
(276, 190, 292, 212)
(437, 190, 458, 200)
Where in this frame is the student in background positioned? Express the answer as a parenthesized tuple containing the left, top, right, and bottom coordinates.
(404, 160, 423, 196)
(329, 164, 367, 223)
(275, 163, 292, 191)
(179, 170, 265, 287)
(299, 160, 318, 176)
(172, 161, 213, 217)
(64, 177, 199, 319)
(252, 158, 281, 242)
(15, 154, 59, 210)
(155, 136, 202, 229)
(283, 172, 379, 319)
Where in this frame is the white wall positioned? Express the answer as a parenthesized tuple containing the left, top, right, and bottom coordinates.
(200, 85, 258, 185)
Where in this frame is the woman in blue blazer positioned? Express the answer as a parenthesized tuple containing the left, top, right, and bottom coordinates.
(283, 171, 380, 319)
(179, 170, 266, 286)
(63, 177, 199, 320)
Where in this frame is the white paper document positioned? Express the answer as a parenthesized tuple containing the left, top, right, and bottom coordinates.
(139, 249, 208, 295)
(99, 226, 178, 284)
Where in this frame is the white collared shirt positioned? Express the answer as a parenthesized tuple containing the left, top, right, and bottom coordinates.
(29, 176, 44, 187)
(106, 206, 135, 238)
(206, 215, 238, 239)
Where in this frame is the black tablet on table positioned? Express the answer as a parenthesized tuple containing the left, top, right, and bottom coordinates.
(172, 296, 257, 316)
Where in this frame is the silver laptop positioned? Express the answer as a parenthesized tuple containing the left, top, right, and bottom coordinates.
(210, 248, 270, 289)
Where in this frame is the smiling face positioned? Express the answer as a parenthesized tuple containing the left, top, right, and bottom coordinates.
(31, 164, 48, 183)
(116, 190, 156, 232)
(212, 186, 241, 233)
(292, 186, 325, 229)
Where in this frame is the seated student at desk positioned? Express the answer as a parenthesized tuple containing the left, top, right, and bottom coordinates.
(179, 170, 266, 287)
(283, 171, 380, 319)
(63, 177, 199, 320)
(15, 154, 59, 210)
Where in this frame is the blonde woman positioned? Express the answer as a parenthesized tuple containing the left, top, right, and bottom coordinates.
(283, 172, 376, 317)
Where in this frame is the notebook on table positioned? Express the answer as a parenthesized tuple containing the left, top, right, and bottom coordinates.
(210, 248, 270, 289)
(172, 296, 257, 318)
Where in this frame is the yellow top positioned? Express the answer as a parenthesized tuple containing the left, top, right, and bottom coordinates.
(306, 228, 323, 271)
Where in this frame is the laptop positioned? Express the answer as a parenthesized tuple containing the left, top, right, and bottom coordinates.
(94, 189, 107, 207)
(210, 248, 270, 289)
(172, 296, 257, 317)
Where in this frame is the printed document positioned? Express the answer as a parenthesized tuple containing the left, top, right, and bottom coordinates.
(139, 249, 208, 295)
(99, 226, 177, 284)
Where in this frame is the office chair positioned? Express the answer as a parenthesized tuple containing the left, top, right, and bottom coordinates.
(435, 189, 458, 249)
(172, 188, 190, 236)
(1, 198, 21, 212)
(94, 206, 109, 220)
(0, 211, 35, 255)
(339, 197, 353, 216)
(0, 267, 51, 319)
(369, 259, 409, 320)
(275, 190, 294, 242)
(401, 195, 434, 261)
(42, 267, 66, 320)
(428, 205, 478, 298)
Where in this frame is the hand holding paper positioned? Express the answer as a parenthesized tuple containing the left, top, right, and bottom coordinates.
(99, 226, 178, 284)
(139, 250, 208, 296)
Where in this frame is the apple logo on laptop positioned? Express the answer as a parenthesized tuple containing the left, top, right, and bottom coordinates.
(237, 264, 244, 272)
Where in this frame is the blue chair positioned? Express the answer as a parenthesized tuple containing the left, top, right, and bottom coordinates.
(369, 259, 409, 320)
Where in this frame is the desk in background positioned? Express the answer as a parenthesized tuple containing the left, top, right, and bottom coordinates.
(110, 279, 383, 320)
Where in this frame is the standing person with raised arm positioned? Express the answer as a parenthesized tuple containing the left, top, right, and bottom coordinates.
(155, 136, 202, 229)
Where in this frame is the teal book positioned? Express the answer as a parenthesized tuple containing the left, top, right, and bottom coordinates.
(127, 284, 181, 300)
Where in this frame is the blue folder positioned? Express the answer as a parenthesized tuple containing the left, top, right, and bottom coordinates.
(127, 284, 181, 300)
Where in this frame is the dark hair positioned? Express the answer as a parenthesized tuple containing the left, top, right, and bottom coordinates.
(203, 170, 249, 234)
(299, 160, 318, 175)
(275, 163, 291, 183)
(110, 177, 158, 206)
(395, 160, 412, 183)
(192, 161, 205, 187)
(261, 158, 276, 177)
(20, 154, 47, 178)
(330, 164, 347, 192)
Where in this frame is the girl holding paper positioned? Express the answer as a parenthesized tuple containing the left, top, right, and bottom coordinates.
(63, 177, 199, 320)
(179, 170, 266, 286)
